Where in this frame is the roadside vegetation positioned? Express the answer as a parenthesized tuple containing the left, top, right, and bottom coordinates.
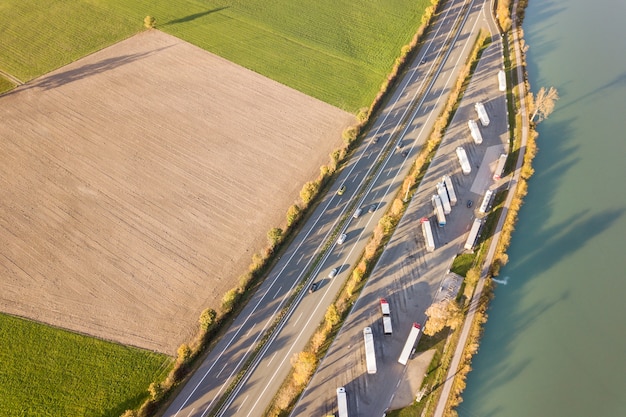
(0, 314, 171, 417)
(1, 0, 428, 112)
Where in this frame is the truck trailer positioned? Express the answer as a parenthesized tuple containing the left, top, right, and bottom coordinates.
(464, 218, 482, 251)
(456, 146, 472, 175)
(398, 323, 422, 365)
(498, 70, 506, 92)
(493, 153, 507, 181)
(380, 299, 393, 335)
(431, 195, 446, 227)
(421, 217, 435, 252)
(479, 189, 493, 214)
(363, 327, 377, 374)
(475, 102, 490, 126)
(468, 119, 483, 144)
(437, 182, 452, 214)
(337, 387, 348, 417)
(442, 175, 457, 206)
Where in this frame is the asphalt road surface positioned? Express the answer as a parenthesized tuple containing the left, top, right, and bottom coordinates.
(292, 1, 509, 416)
(163, 0, 505, 415)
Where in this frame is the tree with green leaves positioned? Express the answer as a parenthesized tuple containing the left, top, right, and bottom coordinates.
(286, 204, 301, 227)
(267, 227, 283, 248)
(199, 308, 217, 331)
(144, 16, 156, 29)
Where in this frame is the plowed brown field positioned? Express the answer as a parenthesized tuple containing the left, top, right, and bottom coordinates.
(0, 31, 353, 354)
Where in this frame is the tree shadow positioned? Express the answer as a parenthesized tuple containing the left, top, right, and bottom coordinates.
(23, 45, 174, 92)
(161, 7, 230, 27)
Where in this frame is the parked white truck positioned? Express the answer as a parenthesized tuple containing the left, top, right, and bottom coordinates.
(421, 217, 435, 252)
(432, 195, 446, 227)
(475, 101, 490, 126)
(363, 327, 377, 374)
(464, 218, 482, 251)
(456, 146, 472, 175)
(437, 181, 452, 214)
(380, 299, 393, 335)
(337, 387, 348, 417)
(468, 119, 483, 144)
(398, 323, 422, 365)
(442, 175, 457, 206)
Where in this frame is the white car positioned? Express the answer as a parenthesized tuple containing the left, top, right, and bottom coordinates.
(337, 233, 347, 244)
(328, 268, 339, 279)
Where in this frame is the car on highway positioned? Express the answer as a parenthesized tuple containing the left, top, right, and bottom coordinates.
(337, 233, 347, 244)
(396, 141, 403, 150)
(368, 204, 377, 213)
(309, 282, 320, 293)
(466, 199, 473, 208)
(401, 150, 409, 157)
(337, 185, 346, 196)
(328, 268, 339, 279)
(353, 208, 363, 218)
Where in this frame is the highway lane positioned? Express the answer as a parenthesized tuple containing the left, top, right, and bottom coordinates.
(218, 0, 497, 416)
(162, 2, 462, 415)
(292, 0, 510, 416)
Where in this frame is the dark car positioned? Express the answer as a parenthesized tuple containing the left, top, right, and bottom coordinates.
(467, 199, 473, 208)
(368, 204, 377, 213)
(309, 282, 320, 293)
(401, 150, 409, 157)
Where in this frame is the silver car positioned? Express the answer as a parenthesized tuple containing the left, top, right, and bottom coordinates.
(337, 233, 347, 244)
(328, 268, 339, 279)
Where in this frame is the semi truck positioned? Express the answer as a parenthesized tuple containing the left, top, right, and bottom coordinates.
(442, 175, 457, 206)
(337, 387, 348, 417)
(363, 327, 377, 374)
(421, 217, 435, 252)
(479, 189, 493, 214)
(493, 153, 507, 181)
(498, 70, 506, 92)
(468, 119, 483, 144)
(464, 218, 482, 250)
(456, 146, 472, 175)
(380, 299, 393, 335)
(475, 102, 490, 126)
(431, 195, 446, 227)
(398, 323, 422, 365)
(437, 182, 452, 214)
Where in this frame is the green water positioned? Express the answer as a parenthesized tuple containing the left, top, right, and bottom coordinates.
(459, 1, 626, 416)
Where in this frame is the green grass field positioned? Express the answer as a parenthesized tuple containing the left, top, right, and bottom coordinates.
(0, 76, 15, 94)
(0, 0, 428, 111)
(0, 314, 172, 417)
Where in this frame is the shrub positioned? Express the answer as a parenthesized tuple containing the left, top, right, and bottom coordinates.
(198, 308, 217, 332)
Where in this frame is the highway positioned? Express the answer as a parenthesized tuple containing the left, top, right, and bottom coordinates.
(292, 0, 509, 416)
(163, 0, 503, 416)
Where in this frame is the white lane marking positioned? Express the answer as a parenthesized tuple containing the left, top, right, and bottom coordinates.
(216, 363, 228, 378)
(236, 396, 249, 414)
(245, 324, 255, 337)
(292, 312, 303, 327)
(266, 352, 278, 367)
(273, 286, 282, 299)
(185, 409, 195, 417)
(296, 253, 304, 265)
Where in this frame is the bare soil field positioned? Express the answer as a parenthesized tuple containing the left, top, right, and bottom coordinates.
(0, 30, 353, 354)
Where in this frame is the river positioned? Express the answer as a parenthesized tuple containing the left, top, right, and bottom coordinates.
(458, 0, 626, 416)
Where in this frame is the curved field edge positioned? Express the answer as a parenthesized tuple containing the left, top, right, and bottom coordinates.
(0, 314, 172, 417)
(0, 0, 429, 112)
